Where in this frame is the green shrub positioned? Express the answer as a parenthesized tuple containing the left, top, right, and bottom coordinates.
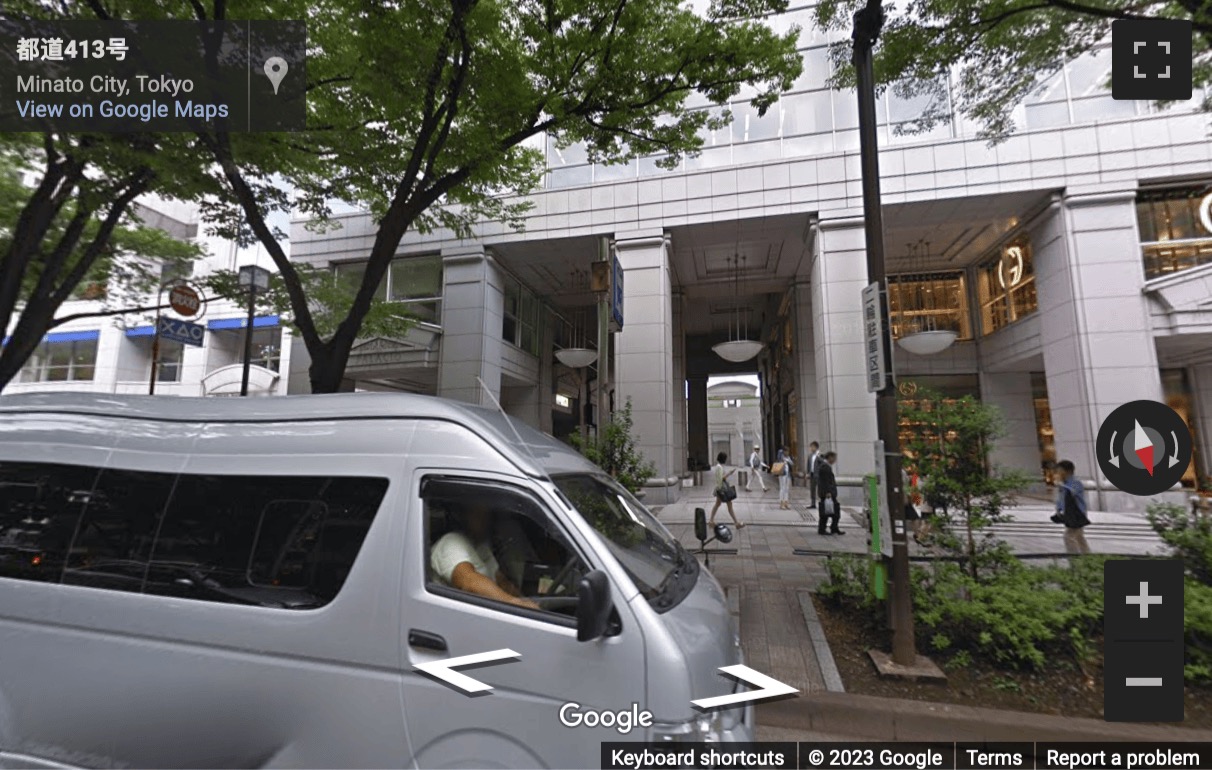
(912, 557, 1105, 670)
(1187, 578, 1212, 684)
(817, 553, 879, 612)
(1146, 502, 1212, 584)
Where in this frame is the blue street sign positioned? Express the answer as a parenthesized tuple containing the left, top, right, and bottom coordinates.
(158, 316, 205, 347)
(610, 252, 624, 332)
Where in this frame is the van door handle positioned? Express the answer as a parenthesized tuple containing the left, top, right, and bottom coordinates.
(408, 629, 448, 652)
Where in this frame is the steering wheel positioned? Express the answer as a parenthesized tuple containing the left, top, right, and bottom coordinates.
(545, 555, 581, 597)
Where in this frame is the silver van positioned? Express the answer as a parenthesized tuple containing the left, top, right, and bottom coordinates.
(0, 392, 751, 769)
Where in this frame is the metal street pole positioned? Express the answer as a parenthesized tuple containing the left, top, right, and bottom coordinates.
(240, 286, 256, 397)
(853, 0, 917, 666)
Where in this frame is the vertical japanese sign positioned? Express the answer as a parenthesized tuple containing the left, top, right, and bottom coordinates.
(861, 282, 886, 393)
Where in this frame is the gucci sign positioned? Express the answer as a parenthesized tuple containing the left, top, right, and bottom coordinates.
(1199, 191, 1212, 235)
(998, 244, 1025, 289)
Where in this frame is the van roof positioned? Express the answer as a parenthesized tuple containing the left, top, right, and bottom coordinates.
(0, 391, 598, 479)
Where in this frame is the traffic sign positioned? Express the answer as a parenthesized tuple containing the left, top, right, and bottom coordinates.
(168, 283, 203, 318)
(610, 251, 624, 332)
(158, 316, 205, 347)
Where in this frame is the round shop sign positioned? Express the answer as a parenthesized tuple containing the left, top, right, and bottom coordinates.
(168, 283, 203, 318)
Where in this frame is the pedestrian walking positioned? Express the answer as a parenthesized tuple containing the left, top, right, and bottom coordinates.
(774, 446, 794, 509)
(746, 444, 768, 492)
(807, 441, 821, 502)
(903, 468, 928, 544)
(1052, 459, 1091, 555)
(816, 451, 843, 535)
(709, 452, 745, 529)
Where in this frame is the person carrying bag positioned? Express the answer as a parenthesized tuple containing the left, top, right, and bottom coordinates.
(1051, 459, 1091, 555)
(709, 452, 744, 529)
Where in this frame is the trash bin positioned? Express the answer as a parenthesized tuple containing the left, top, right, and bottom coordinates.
(692, 470, 703, 486)
(737, 470, 748, 488)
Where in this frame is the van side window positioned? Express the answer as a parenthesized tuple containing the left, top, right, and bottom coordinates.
(421, 477, 589, 622)
(0, 461, 99, 583)
(145, 475, 389, 609)
(62, 468, 174, 592)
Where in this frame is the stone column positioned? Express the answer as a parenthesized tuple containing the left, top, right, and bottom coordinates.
(979, 371, 1044, 487)
(1035, 191, 1163, 511)
(614, 232, 678, 503)
(812, 218, 878, 479)
(437, 244, 506, 407)
(687, 376, 709, 471)
(672, 291, 688, 476)
(1190, 364, 1212, 481)
(793, 281, 821, 457)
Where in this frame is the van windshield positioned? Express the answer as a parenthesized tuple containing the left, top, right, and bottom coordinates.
(552, 473, 696, 611)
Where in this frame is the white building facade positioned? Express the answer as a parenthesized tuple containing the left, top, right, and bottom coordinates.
(288, 21, 1212, 509)
(4, 201, 291, 400)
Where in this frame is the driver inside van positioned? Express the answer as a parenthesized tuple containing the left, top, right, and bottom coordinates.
(431, 503, 540, 610)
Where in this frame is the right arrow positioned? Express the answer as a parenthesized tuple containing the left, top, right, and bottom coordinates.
(690, 665, 798, 709)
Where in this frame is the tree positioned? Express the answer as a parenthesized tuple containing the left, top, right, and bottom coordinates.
(111, 0, 803, 392)
(898, 389, 1031, 579)
(0, 133, 207, 390)
(570, 399, 657, 494)
(814, 0, 1211, 141)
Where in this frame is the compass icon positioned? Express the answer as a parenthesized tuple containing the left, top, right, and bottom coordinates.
(1097, 400, 1192, 496)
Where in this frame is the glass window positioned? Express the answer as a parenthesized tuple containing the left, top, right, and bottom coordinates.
(1024, 101, 1070, 129)
(503, 278, 541, 356)
(0, 461, 99, 583)
(552, 473, 694, 611)
(977, 238, 1038, 335)
(145, 474, 389, 608)
(793, 47, 831, 92)
(639, 155, 680, 176)
(389, 256, 443, 324)
(887, 272, 972, 340)
(20, 338, 98, 383)
(333, 261, 388, 301)
(733, 102, 782, 143)
(548, 165, 592, 188)
(547, 140, 588, 168)
(421, 477, 590, 623)
(832, 89, 859, 130)
(61, 468, 173, 592)
(1070, 96, 1136, 122)
(1136, 186, 1212, 278)
(887, 82, 938, 124)
(781, 91, 833, 137)
(594, 160, 637, 182)
(1027, 67, 1067, 104)
(248, 327, 281, 372)
(1065, 47, 1112, 99)
(156, 340, 184, 383)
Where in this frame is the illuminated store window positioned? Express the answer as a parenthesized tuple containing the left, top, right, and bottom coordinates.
(887, 272, 971, 341)
(977, 239, 1037, 335)
(1137, 186, 1212, 279)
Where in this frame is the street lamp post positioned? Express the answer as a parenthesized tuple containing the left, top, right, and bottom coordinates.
(237, 265, 271, 397)
(853, 0, 917, 667)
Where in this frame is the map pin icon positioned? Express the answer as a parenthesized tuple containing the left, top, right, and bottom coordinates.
(264, 57, 288, 95)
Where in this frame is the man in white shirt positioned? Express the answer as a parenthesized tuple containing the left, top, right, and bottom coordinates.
(431, 505, 539, 610)
(746, 444, 768, 492)
(807, 441, 821, 502)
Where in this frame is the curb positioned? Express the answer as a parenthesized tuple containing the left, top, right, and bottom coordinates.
(795, 591, 845, 693)
(757, 691, 1212, 742)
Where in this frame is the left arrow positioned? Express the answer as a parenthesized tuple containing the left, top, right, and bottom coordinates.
(690, 665, 799, 709)
(415, 648, 521, 695)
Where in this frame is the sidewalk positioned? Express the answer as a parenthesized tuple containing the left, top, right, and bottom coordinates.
(651, 481, 1179, 736)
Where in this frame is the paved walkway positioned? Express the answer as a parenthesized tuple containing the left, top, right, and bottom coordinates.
(650, 482, 1174, 708)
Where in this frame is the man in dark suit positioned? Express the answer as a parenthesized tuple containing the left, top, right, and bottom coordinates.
(807, 441, 821, 502)
(816, 451, 843, 536)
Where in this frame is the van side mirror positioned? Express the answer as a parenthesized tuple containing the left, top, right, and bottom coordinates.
(576, 570, 613, 642)
(694, 508, 707, 542)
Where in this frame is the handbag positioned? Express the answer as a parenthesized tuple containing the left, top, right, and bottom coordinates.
(1062, 487, 1089, 528)
(821, 498, 835, 516)
(770, 461, 785, 476)
(717, 482, 737, 502)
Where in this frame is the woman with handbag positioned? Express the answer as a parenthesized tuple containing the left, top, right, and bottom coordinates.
(775, 447, 793, 510)
(709, 452, 745, 529)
